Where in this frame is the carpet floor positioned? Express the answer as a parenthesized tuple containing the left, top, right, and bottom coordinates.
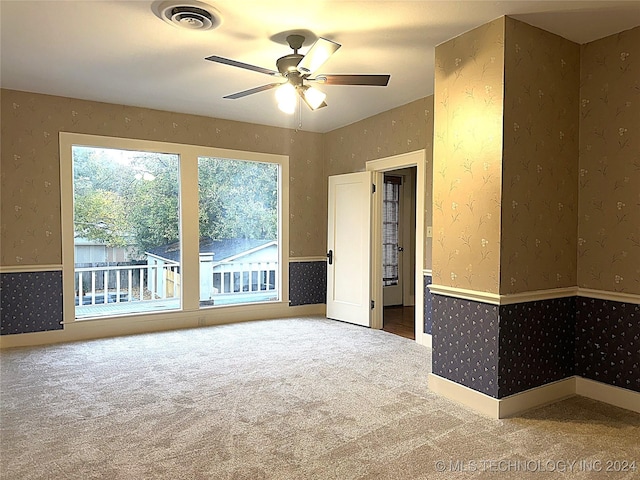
(1, 317, 638, 479)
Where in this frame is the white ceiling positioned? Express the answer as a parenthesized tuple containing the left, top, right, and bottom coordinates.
(1, 1, 639, 133)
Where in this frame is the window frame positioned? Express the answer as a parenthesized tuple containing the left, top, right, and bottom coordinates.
(60, 132, 289, 327)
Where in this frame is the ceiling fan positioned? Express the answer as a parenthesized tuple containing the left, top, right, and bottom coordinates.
(205, 34, 390, 113)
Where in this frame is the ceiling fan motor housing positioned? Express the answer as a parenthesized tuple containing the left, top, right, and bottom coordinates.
(286, 34, 305, 52)
(276, 54, 304, 81)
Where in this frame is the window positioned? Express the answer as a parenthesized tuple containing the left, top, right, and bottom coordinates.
(382, 176, 401, 287)
(72, 146, 181, 318)
(60, 133, 288, 323)
(197, 156, 280, 307)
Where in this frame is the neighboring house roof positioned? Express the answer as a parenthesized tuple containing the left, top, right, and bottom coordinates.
(146, 238, 276, 263)
(74, 235, 136, 246)
(74, 237, 108, 247)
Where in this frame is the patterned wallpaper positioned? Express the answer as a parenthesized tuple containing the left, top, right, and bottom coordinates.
(434, 294, 576, 399)
(575, 297, 640, 392)
(324, 96, 434, 269)
(423, 275, 433, 334)
(578, 26, 640, 295)
(501, 17, 580, 294)
(289, 261, 326, 306)
(0, 89, 325, 266)
(433, 18, 505, 293)
(432, 295, 500, 397)
(431, 19, 639, 400)
(324, 97, 433, 176)
(0, 271, 63, 334)
(498, 297, 576, 397)
(432, 18, 638, 296)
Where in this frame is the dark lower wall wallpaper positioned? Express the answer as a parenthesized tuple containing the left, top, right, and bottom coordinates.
(576, 298, 640, 393)
(3, 266, 637, 398)
(432, 295, 500, 397)
(0, 271, 63, 335)
(498, 298, 576, 397)
(0, 263, 327, 336)
(424, 275, 432, 334)
(433, 295, 577, 398)
(433, 293, 638, 398)
(289, 261, 326, 306)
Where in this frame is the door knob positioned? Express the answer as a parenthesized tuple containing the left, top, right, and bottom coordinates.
(397, 246, 404, 252)
(327, 250, 333, 265)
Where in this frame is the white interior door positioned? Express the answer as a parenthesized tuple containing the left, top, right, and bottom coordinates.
(326, 171, 373, 327)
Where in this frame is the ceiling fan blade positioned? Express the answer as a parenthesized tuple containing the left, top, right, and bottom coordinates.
(223, 83, 283, 99)
(296, 37, 341, 75)
(205, 55, 279, 76)
(311, 74, 390, 86)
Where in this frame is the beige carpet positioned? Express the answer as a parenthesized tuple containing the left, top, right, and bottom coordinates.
(1, 317, 638, 479)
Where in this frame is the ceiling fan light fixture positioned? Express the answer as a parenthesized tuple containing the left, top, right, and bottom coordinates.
(278, 100, 296, 114)
(276, 83, 297, 114)
(302, 86, 326, 110)
(206, 33, 389, 115)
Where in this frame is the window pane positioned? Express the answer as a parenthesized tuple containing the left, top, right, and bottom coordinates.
(383, 179, 400, 287)
(198, 157, 279, 307)
(72, 146, 181, 318)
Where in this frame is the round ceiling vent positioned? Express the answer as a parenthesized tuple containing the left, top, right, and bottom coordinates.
(152, 1, 222, 31)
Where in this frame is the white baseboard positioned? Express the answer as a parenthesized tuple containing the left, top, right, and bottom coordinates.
(418, 332, 432, 348)
(429, 374, 639, 419)
(287, 304, 326, 316)
(576, 377, 640, 414)
(498, 378, 576, 418)
(429, 373, 502, 417)
(0, 329, 69, 349)
(0, 303, 326, 349)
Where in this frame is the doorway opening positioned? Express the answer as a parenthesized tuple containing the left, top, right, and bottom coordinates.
(383, 305, 415, 339)
(366, 149, 427, 346)
(381, 169, 416, 340)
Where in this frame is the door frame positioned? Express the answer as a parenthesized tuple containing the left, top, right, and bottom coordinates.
(366, 150, 427, 345)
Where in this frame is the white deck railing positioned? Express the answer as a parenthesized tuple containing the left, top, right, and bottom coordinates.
(75, 262, 180, 306)
(211, 261, 278, 296)
(74, 261, 277, 307)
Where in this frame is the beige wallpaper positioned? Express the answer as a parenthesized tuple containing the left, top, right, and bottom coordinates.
(0, 89, 325, 266)
(432, 18, 505, 293)
(323, 97, 434, 269)
(4, 22, 636, 298)
(578, 26, 640, 295)
(324, 97, 433, 176)
(500, 17, 580, 294)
